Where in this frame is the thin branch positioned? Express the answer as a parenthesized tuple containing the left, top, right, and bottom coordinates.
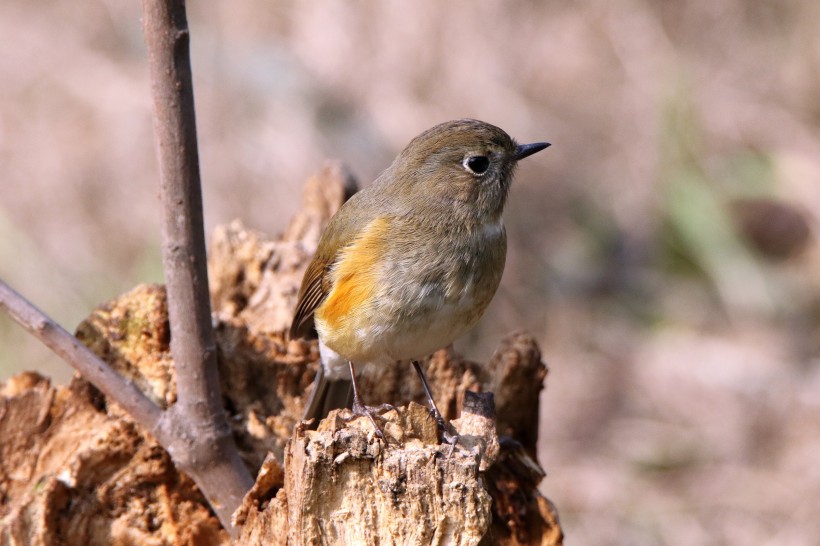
(0, 280, 162, 429)
(142, 0, 220, 419)
(2, 0, 254, 535)
(142, 0, 253, 533)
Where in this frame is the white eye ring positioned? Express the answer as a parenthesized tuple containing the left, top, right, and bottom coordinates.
(463, 155, 490, 176)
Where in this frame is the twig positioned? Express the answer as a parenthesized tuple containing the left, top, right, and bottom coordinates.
(1, 0, 255, 535)
(0, 280, 162, 430)
(142, 0, 253, 534)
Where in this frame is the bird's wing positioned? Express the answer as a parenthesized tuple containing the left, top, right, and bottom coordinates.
(289, 187, 384, 339)
(289, 255, 332, 339)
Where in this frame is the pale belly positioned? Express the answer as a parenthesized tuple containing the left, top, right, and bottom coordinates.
(356, 291, 486, 362)
(316, 267, 501, 365)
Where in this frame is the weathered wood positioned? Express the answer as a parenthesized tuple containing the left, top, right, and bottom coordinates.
(0, 168, 562, 544)
(0, 373, 226, 545)
(236, 403, 494, 545)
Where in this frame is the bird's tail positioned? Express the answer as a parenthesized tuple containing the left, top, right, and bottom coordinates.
(302, 366, 353, 423)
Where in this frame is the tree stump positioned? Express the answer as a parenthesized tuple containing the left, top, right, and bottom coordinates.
(0, 164, 563, 545)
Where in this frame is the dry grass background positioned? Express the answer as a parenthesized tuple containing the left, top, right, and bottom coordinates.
(2, 1, 820, 544)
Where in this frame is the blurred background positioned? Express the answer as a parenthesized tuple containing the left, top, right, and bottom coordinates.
(2, 1, 819, 543)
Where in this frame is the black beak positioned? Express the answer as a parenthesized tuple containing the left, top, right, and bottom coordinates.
(514, 142, 551, 160)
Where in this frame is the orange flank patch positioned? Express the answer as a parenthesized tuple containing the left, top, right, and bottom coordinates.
(315, 216, 388, 333)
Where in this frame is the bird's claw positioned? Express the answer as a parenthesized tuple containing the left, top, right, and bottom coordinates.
(351, 399, 388, 441)
(428, 406, 459, 454)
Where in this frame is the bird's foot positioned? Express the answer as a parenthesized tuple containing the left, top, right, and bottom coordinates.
(350, 398, 394, 441)
(428, 406, 459, 453)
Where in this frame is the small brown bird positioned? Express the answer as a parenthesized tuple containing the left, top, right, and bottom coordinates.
(290, 119, 549, 437)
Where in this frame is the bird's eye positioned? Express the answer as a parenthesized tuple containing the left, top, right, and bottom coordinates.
(464, 155, 490, 175)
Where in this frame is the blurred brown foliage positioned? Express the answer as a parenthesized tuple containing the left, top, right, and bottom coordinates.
(1, 1, 819, 544)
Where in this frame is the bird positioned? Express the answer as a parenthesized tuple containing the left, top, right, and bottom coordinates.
(289, 119, 549, 439)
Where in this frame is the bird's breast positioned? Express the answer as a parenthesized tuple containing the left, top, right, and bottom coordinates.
(315, 216, 506, 363)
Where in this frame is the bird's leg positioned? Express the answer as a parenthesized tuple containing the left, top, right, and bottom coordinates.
(412, 360, 458, 447)
(348, 360, 386, 440)
(411, 361, 445, 426)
